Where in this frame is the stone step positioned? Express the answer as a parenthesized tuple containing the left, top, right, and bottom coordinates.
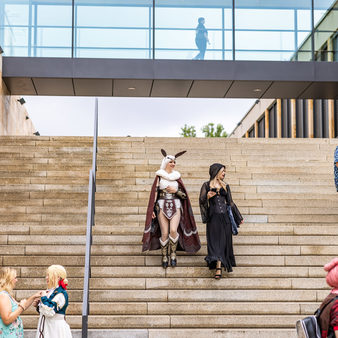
(19, 301, 319, 315)
(11, 276, 329, 291)
(1, 233, 338, 249)
(1, 243, 333, 257)
(13, 265, 326, 279)
(21, 328, 294, 338)
(0, 223, 334, 236)
(17, 313, 304, 329)
(3, 254, 333, 268)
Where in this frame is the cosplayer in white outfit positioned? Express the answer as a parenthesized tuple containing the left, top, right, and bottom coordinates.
(34, 265, 72, 338)
(155, 150, 187, 268)
(142, 149, 201, 267)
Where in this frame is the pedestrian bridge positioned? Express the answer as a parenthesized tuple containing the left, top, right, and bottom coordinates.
(3, 57, 338, 99)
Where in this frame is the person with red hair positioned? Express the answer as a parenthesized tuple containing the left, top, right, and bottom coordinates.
(318, 258, 338, 338)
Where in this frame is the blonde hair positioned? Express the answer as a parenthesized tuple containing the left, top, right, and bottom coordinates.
(209, 167, 227, 190)
(0, 267, 17, 295)
(46, 265, 68, 289)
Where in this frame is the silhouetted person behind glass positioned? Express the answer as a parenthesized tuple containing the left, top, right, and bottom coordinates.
(194, 17, 209, 60)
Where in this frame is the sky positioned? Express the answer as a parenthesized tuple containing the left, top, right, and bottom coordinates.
(24, 96, 256, 137)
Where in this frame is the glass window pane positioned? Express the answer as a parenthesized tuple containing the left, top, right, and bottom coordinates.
(4, 27, 28, 46)
(77, 6, 150, 28)
(235, 51, 294, 61)
(4, 4, 29, 25)
(35, 48, 73, 57)
(0, 1, 72, 57)
(155, 0, 232, 60)
(314, 0, 337, 61)
(75, 1, 152, 59)
(37, 28, 72, 47)
(235, 0, 312, 61)
(236, 31, 295, 51)
(77, 28, 149, 48)
(37, 5, 72, 26)
(236, 9, 294, 30)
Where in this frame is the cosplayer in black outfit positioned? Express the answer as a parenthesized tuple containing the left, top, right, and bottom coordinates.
(199, 163, 243, 279)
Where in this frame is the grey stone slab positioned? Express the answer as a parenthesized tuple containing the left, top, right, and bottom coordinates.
(24, 330, 149, 338)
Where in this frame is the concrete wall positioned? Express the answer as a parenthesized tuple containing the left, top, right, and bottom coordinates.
(0, 55, 35, 136)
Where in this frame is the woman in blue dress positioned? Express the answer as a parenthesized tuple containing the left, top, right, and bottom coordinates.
(34, 265, 72, 338)
(0, 267, 41, 337)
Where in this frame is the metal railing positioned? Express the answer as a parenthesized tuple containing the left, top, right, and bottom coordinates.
(82, 98, 98, 338)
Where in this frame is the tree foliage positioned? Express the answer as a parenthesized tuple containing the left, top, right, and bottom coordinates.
(201, 123, 228, 137)
(180, 124, 197, 137)
(180, 123, 228, 137)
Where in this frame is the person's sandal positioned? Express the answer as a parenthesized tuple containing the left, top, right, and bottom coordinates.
(215, 267, 222, 279)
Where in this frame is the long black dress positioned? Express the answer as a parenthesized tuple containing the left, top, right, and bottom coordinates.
(199, 182, 239, 272)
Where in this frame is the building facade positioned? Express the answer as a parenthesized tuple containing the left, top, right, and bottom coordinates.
(230, 98, 338, 138)
(230, 1, 337, 139)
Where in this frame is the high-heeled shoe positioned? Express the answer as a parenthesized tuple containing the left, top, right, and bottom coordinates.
(215, 267, 222, 279)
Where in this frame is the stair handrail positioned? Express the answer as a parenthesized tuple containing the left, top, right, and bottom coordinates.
(82, 98, 98, 337)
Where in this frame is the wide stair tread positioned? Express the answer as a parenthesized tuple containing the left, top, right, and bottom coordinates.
(0, 136, 337, 333)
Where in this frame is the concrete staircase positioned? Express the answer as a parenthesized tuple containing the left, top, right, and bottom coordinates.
(1, 136, 338, 338)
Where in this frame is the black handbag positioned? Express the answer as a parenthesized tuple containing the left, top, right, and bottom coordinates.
(226, 184, 241, 235)
(227, 204, 238, 235)
(296, 295, 338, 338)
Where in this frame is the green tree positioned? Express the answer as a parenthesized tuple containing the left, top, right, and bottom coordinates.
(201, 123, 228, 137)
(180, 124, 196, 137)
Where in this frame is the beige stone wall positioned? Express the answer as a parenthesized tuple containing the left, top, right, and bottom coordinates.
(230, 99, 275, 138)
(0, 55, 35, 136)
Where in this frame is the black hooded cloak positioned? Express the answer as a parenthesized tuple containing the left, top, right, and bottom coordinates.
(199, 163, 243, 272)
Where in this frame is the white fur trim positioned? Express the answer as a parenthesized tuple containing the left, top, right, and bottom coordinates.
(144, 226, 151, 234)
(183, 229, 198, 237)
(156, 169, 181, 181)
(39, 303, 56, 318)
(159, 237, 169, 246)
(169, 234, 179, 243)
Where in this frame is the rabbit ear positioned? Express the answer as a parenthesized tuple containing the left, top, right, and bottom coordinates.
(174, 150, 187, 158)
(161, 149, 167, 157)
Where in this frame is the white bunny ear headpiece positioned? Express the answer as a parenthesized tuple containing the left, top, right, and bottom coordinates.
(160, 149, 186, 170)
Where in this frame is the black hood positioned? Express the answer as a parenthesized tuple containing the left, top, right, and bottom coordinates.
(209, 163, 225, 181)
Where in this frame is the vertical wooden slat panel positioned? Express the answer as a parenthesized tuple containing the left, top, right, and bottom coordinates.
(254, 121, 258, 138)
(328, 99, 335, 138)
(291, 99, 297, 138)
(245, 131, 249, 138)
(265, 109, 269, 138)
(308, 99, 314, 138)
(277, 99, 282, 138)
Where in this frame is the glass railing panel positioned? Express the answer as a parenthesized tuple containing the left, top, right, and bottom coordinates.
(74, 1, 153, 59)
(313, 0, 338, 61)
(234, 0, 312, 61)
(154, 0, 232, 60)
(0, 0, 72, 57)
